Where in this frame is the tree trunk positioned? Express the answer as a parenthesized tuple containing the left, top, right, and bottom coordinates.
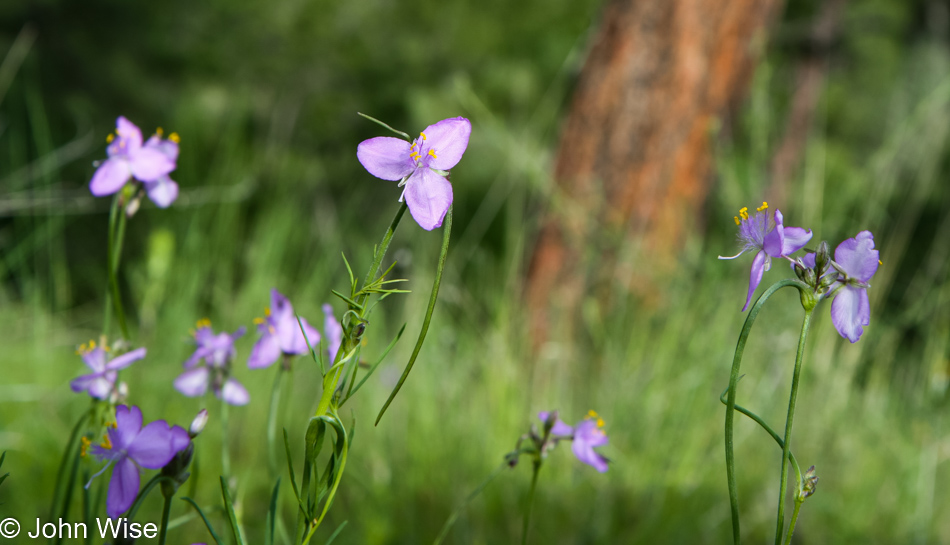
(527, 0, 783, 350)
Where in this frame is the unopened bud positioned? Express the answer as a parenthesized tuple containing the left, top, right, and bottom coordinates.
(819, 272, 839, 290)
(800, 465, 819, 499)
(541, 410, 559, 437)
(815, 241, 830, 274)
(125, 194, 142, 218)
(189, 409, 209, 438)
(794, 262, 807, 281)
(803, 268, 817, 287)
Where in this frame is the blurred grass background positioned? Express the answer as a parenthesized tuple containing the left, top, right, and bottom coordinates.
(0, 0, 949, 543)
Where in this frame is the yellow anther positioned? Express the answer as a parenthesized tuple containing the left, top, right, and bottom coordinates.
(107, 421, 117, 429)
(103, 345, 111, 352)
(101, 435, 112, 450)
(156, 127, 164, 136)
(410, 151, 420, 161)
(89, 340, 97, 349)
(587, 410, 599, 418)
(106, 133, 115, 143)
(253, 317, 265, 325)
(169, 132, 180, 144)
(268, 326, 276, 335)
(80, 437, 91, 457)
(734, 216, 741, 226)
(410, 141, 417, 150)
(878, 259, 883, 265)
(420, 132, 427, 141)
(739, 207, 749, 221)
(756, 201, 768, 212)
(428, 149, 438, 159)
(264, 307, 271, 316)
(196, 318, 212, 329)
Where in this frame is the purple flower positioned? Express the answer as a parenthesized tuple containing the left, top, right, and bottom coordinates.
(70, 342, 146, 400)
(323, 304, 343, 364)
(86, 405, 190, 518)
(140, 132, 180, 208)
(827, 231, 880, 343)
(90, 117, 177, 199)
(175, 320, 249, 405)
(357, 117, 471, 230)
(719, 203, 813, 311)
(537, 410, 609, 473)
(248, 289, 321, 369)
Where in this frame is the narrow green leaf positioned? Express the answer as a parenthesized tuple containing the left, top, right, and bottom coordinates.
(341, 252, 356, 295)
(266, 478, 280, 545)
(325, 521, 349, 545)
(180, 497, 223, 545)
(297, 314, 319, 363)
(282, 428, 309, 519)
(376, 206, 453, 425)
(331, 290, 364, 310)
(357, 112, 411, 140)
(343, 323, 406, 403)
(219, 476, 245, 545)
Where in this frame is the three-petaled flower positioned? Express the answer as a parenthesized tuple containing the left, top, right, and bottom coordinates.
(174, 320, 249, 405)
(248, 289, 321, 369)
(357, 117, 471, 230)
(719, 202, 813, 311)
(90, 117, 180, 208)
(85, 405, 190, 518)
(537, 410, 610, 473)
(70, 341, 146, 400)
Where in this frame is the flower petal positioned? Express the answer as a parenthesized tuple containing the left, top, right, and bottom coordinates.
(144, 135, 179, 162)
(781, 227, 813, 256)
(90, 158, 132, 196)
(86, 372, 117, 400)
(128, 147, 176, 182)
(127, 421, 190, 469)
(217, 378, 250, 406)
(357, 137, 414, 181)
(834, 231, 879, 282)
(112, 405, 143, 452)
(248, 330, 281, 369)
(82, 347, 108, 372)
(106, 347, 147, 371)
(106, 457, 139, 519)
(116, 117, 143, 151)
(144, 176, 179, 208)
(742, 250, 768, 312)
(174, 367, 210, 397)
(283, 316, 320, 355)
(422, 117, 471, 170)
(762, 209, 785, 257)
(537, 412, 573, 436)
(405, 168, 453, 231)
(831, 285, 871, 343)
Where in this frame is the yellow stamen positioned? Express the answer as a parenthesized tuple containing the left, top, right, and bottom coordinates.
(878, 259, 883, 265)
(734, 216, 740, 226)
(264, 307, 271, 316)
(268, 326, 276, 335)
(107, 421, 117, 429)
(253, 317, 265, 325)
(428, 149, 438, 159)
(410, 141, 417, 150)
(103, 345, 111, 352)
(156, 127, 164, 136)
(587, 410, 599, 418)
(106, 133, 115, 143)
(756, 201, 768, 212)
(169, 132, 180, 144)
(420, 132, 427, 141)
(80, 437, 91, 457)
(739, 207, 749, 221)
(196, 318, 212, 329)
(596, 418, 605, 428)
(410, 151, 420, 161)
(101, 435, 112, 450)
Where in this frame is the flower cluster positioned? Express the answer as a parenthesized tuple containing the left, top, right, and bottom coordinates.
(174, 320, 249, 405)
(70, 341, 145, 401)
(508, 410, 610, 473)
(90, 116, 180, 208)
(721, 202, 880, 342)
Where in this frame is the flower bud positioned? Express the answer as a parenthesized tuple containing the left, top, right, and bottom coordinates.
(794, 262, 807, 281)
(802, 268, 817, 287)
(800, 465, 819, 499)
(819, 272, 839, 290)
(189, 409, 209, 438)
(815, 241, 830, 274)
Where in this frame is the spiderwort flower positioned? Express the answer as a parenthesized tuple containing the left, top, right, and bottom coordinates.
(85, 405, 190, 518)
(248, 289, 321, 369)
(89, 117, 177, 200)
(827, 231, 880, 343)
(140, 129, 180, 208)
(357, 117, 471, 230)
(70, 341, 146, 400)
(174, 320, 249, 405)
(536, 410, 610, 472)
(719, 202, 813, 311)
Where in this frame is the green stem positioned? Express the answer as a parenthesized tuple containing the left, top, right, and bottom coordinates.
(221, 398, 230, 479)
(106, 194, 130, 340)
(49, 408, 90, 521)
(725, 278, 805, 545)
(158, 492, 174, 545)
(774, 309, 812, 544)
(359, 202, 407, 307)
(267, 367, 285, 477)
(520, 460, 541, 545)
(783, 499, 804, 545)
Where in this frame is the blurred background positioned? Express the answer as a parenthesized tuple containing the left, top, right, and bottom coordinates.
(0, 0, 948, 542)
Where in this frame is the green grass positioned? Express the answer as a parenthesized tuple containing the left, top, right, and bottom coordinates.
(1, 0, 950, 543)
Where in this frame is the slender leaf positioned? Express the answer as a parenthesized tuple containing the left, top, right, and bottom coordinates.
(282, 428, 309, 519)
(357, 112, 411, 140)
(219, 476, 245, 545)
(325, 521, 349, 545)
(376, 206, 453, 425)
(266, 479, 280, 545)
(180, 497, 223, 545)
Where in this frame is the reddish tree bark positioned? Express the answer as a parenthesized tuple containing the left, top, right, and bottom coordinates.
(527, 0, 783, 349)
